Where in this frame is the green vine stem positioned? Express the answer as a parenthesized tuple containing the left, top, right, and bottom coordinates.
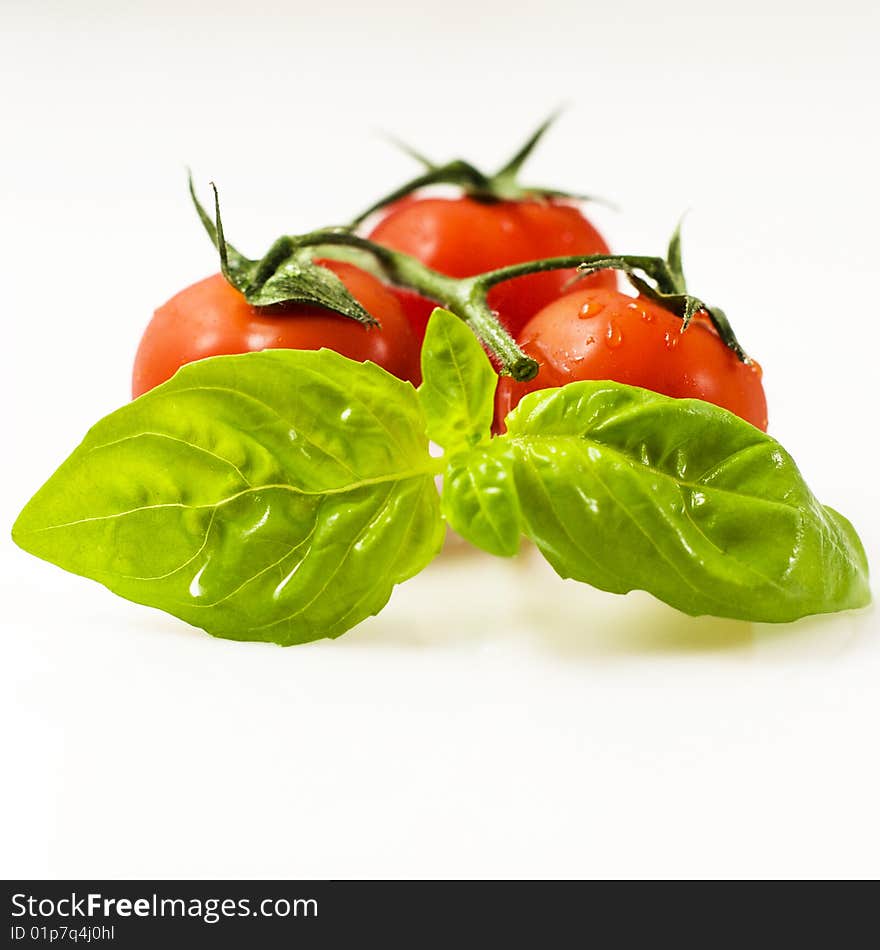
(296, 232, 752, 368)
(191, 178, 751, 379)
(293, 231, 540, 380)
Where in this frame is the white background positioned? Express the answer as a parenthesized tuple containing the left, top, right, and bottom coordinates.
(2, 0, 878, 879)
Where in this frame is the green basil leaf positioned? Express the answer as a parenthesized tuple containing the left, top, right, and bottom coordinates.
(503, 381, 870, 622)
(442, 441, 521, 558)
(12, 350, 443, 645)
(418, 308, 497, 449)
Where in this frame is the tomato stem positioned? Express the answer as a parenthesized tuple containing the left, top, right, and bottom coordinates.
(473, 254, 671, 290)
(473, 253, 750, 362)
(293, 232, 751, 369)
(194, 176, 750, 371)
(296, 231, 541, 381)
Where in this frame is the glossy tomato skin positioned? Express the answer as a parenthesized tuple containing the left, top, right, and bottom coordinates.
(368, 197, 616, 337)
(389, 286, 438, 344)
(132, 261, 420, 398)
(495, 287, 768, 431)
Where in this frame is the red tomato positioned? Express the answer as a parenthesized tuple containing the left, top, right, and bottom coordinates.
(495, 287, 768, 431)
(368, 197, 616, 337)
(389, 286, 438, 344)
(132, 261, 420, 398)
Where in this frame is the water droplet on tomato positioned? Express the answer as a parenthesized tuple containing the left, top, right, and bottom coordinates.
(625, 300, 652, 321)
(579, 300, 605, 319)
(664, 330, 679, 350)
(605, 322, 623, 349)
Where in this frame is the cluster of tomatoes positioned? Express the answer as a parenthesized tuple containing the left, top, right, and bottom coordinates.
(133, 176, 768, 431)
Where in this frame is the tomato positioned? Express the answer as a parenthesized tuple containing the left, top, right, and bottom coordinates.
(495, 287, 768, 431)
(132, 261, 420, 398)
(368, 197, 616, 337)
(389, 286, 438, 344)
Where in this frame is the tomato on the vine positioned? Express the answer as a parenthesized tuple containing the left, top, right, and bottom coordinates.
(132, 261, 420, 398)
(495, 286, 768, 431)
(369, 197, 615, 338)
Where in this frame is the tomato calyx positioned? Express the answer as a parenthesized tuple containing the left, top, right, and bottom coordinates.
(487, 222, 750, 363)
(590, 224, 751, 363)
(351, 112, 605, 226)
(189, 174, 380, 327)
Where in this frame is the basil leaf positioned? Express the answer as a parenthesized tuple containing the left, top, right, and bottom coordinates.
(418, 310, 520, 554)
(418, 308, 496, 449)
(503, 382, 870, 622)
(12, 350, 443, 644)
(443, 441, 521, 558)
